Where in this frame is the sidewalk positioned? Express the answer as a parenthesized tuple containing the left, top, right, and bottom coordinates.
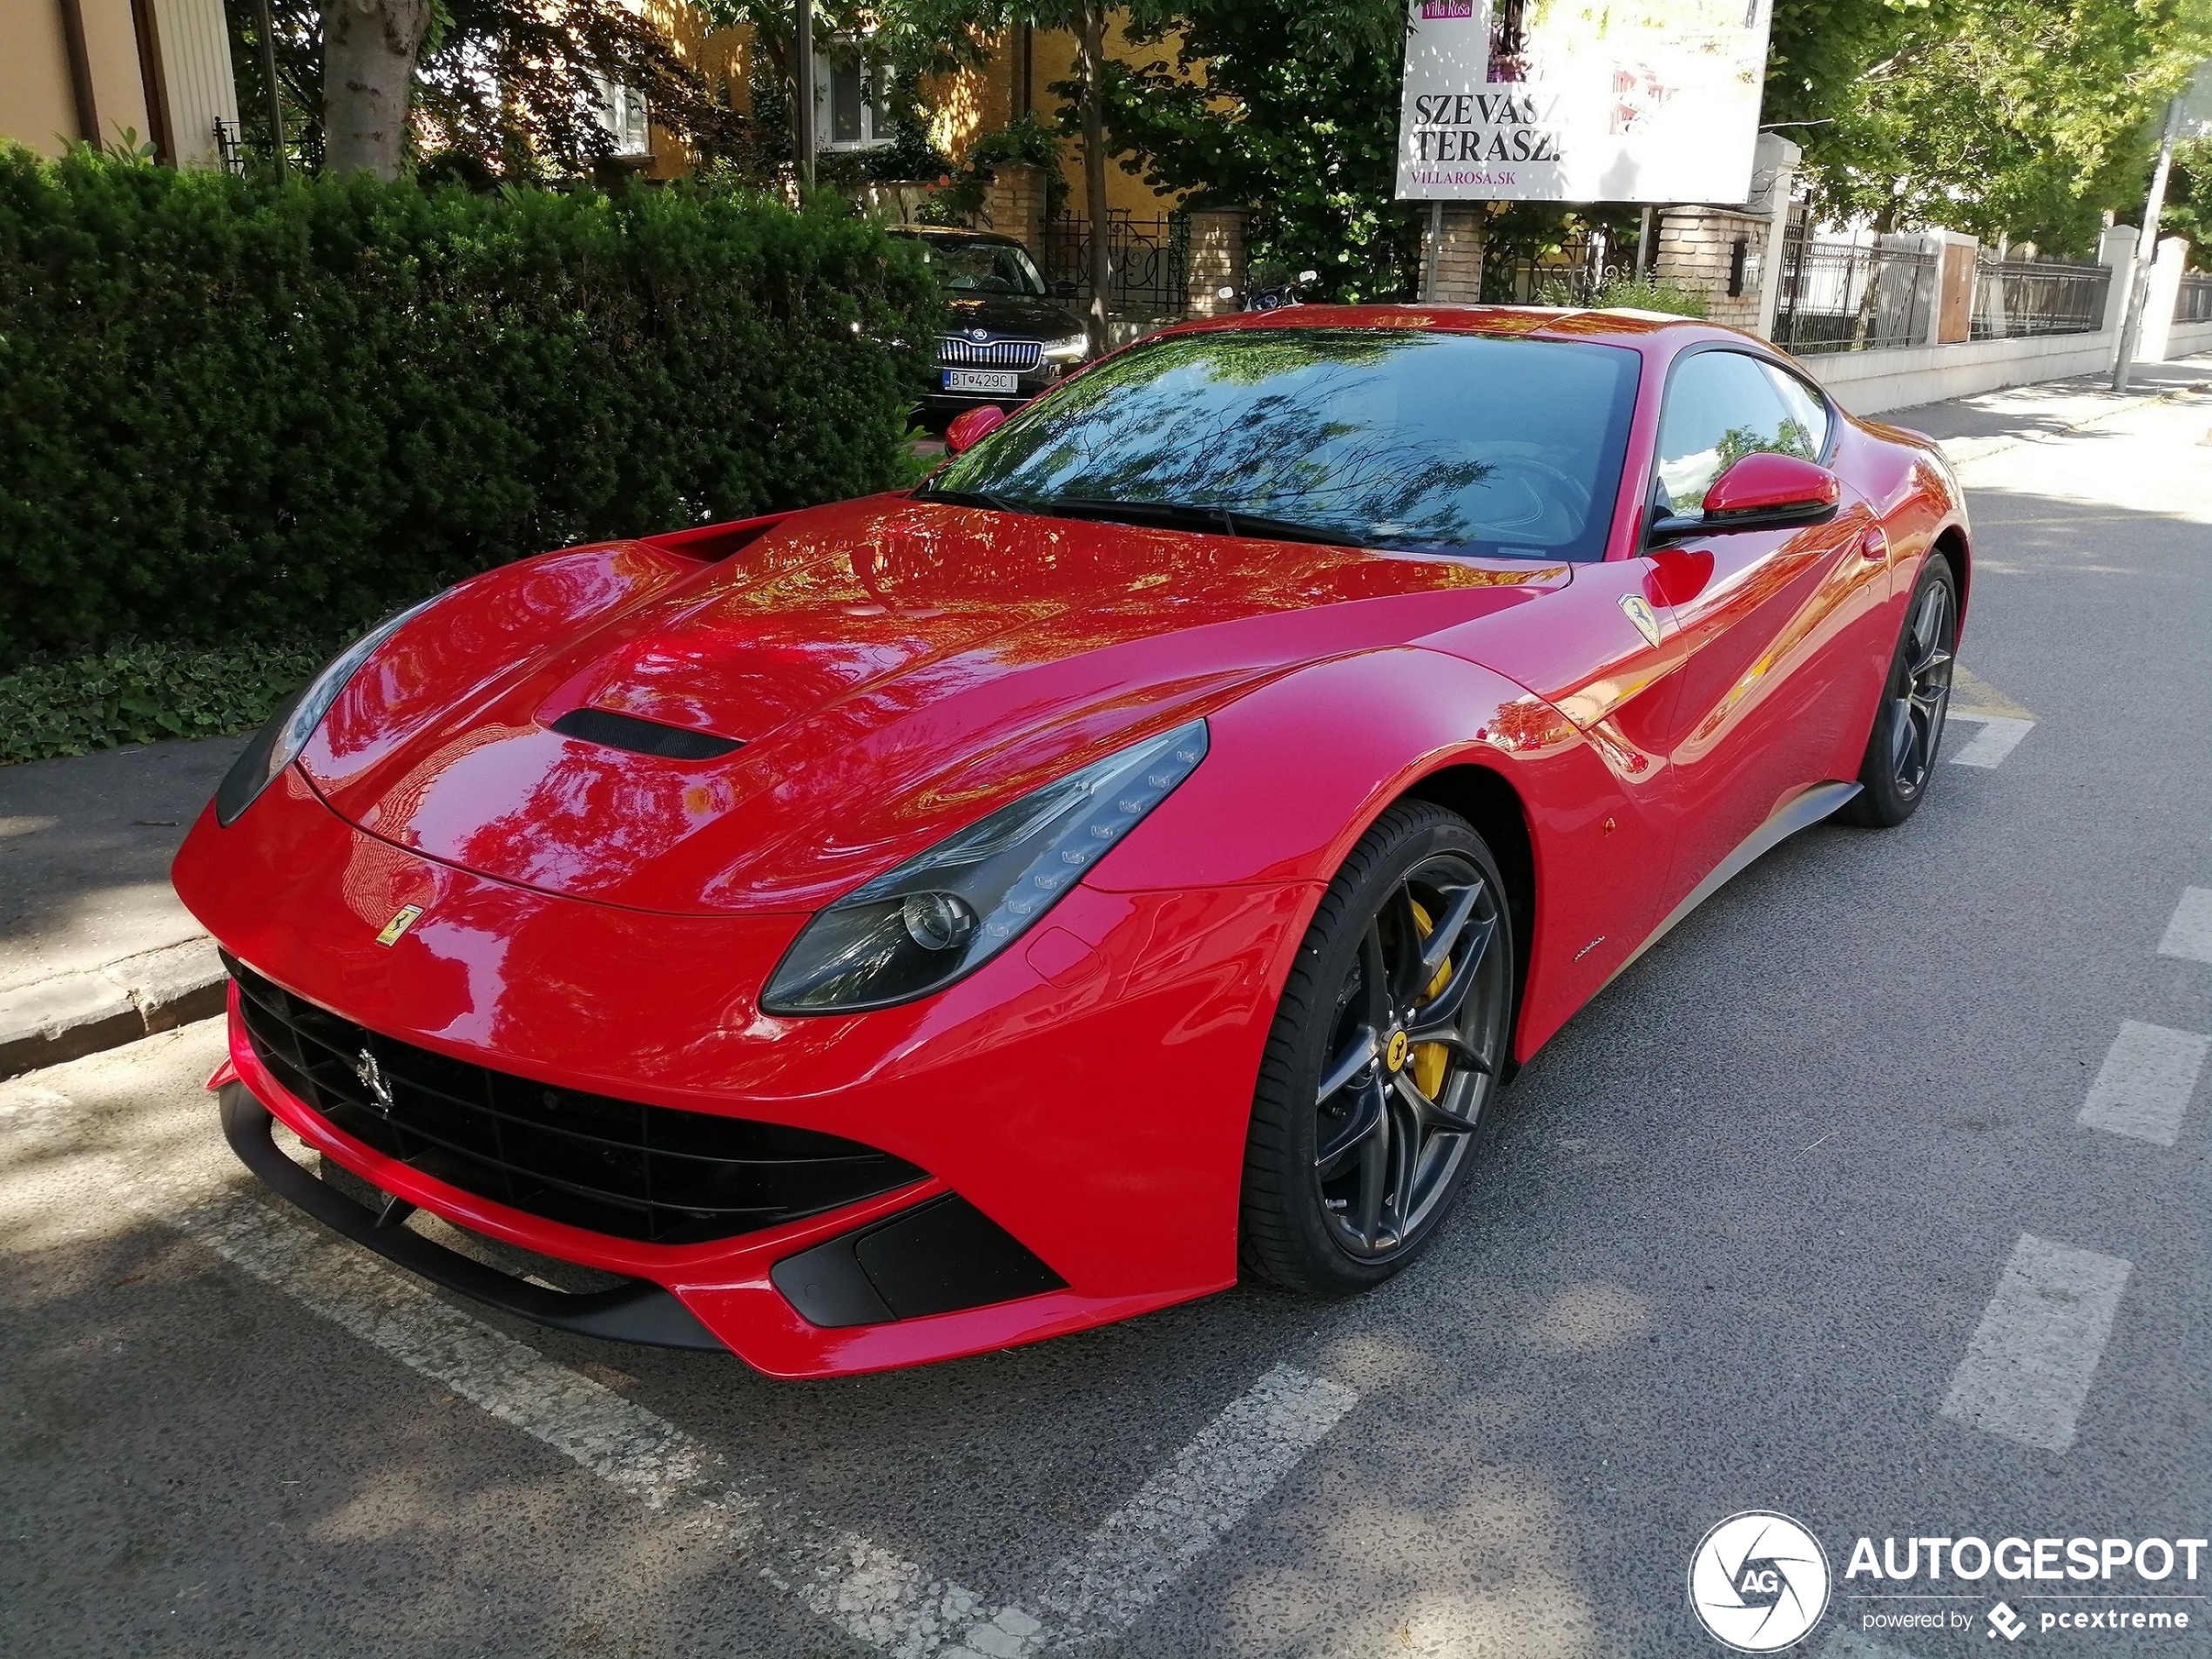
(1879, 356, 2212, 465)
(4, 354, 2209, 1076)
(0, 735, 244, 1072)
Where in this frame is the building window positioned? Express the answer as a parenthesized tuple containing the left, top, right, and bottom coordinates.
(596, 78, 651, 157)
(814, 44, 891, 150)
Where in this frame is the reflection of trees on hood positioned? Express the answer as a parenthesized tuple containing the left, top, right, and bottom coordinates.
(951, 333, 1498, 547)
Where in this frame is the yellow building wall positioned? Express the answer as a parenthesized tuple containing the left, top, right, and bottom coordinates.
(77, 0, 153, 150)
(2, 0, 85, 153)
(631, 3, 1189, 219)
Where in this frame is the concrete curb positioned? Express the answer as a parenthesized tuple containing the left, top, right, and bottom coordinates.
(0, 938, 226, 1077)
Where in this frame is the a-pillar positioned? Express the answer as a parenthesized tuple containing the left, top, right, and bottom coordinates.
(1185, 208, 1246, 317)
(1423, 203, 1487, 303)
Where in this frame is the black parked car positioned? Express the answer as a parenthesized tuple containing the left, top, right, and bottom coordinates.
(891, 226, 1092, 419)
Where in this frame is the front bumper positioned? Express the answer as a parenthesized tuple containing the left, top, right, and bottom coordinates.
(179, 770, 1312, 1376)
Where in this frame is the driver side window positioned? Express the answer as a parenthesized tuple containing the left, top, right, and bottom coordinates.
(1654, 352, 1825, 517)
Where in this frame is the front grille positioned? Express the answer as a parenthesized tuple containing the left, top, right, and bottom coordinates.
(938, 335, 1042, 371)
(227, 956, 926, 1245)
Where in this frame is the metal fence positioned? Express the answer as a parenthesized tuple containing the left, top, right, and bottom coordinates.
(1770, 233, 1938, 354)
(1042, 212, 1190, 319)
(212, 117, 316, 177)
(1971, 258, 2110, 340)
(1479, 233, 1628, 306)
(2178, 273, 2212, 327)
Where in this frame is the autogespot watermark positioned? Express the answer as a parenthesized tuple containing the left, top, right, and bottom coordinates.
(1691, 1516, 2209, 1648)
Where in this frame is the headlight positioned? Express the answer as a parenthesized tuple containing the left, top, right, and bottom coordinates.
(213, 592, 445, 826)
(1042, 332, 1089, 362)
(763, 719, 1209, 1014)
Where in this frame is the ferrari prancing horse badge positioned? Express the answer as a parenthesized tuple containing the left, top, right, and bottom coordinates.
(1618, 594, 1662, 648)
(376, 904, 424, 947)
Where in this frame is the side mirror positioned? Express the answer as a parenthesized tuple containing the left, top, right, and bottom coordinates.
(1662, 453, 1841, 540)
(945, 404, 1008, 455)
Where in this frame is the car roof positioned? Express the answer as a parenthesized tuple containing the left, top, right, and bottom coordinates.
(1150, 302, 1736, 350)
(888, 226, 1024, 248)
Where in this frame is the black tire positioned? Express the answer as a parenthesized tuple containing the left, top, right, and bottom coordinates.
(1838, 555, 1959, 829)
(1240, 800, 1514, 1296)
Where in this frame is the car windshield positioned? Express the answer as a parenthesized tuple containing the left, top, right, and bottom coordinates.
(926, 328, 1641, 561)
(910, 238, 1048, 298)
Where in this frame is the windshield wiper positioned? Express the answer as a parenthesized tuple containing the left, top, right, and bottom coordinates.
(917, 485, 1033, 515)
(1034, 496, 1359, 548)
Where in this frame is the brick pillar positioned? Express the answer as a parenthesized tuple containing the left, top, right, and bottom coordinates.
(1649, 206, 1770, 329)
(1185, 207, 1246, 316)
(1919, 228, 1979, 344)
(1424, 204, 1486, 303)
(982, 163, 1047, 255)
(1748, 132, 1801, 341)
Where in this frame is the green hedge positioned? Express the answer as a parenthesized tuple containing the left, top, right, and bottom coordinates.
(0, 150, 941, 668)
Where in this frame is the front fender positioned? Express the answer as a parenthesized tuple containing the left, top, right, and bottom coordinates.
(1085, 646, 1676, 1061)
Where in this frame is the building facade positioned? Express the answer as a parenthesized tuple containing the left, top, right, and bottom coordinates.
(4, 0, 239, 167)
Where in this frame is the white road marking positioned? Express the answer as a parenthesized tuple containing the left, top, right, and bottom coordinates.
(1022, 1362, 1361, 1649)
(2078, 1021, 2209, 1146)
(1946, 713, 2035, 768)
(161, 1153, 1358, 1656)
(6, 1055, 1364, 1657)
(2157, 887, 2212, 964)
(1940, 1234, 2130, 1454)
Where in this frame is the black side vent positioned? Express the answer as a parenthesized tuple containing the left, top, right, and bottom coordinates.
(551, 706, 742, 760)
(771, 1196, 1067, 1328)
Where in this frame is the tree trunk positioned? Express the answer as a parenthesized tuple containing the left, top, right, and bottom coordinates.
(321, 0, 430, 179)
(1076, 0, 1111, 354)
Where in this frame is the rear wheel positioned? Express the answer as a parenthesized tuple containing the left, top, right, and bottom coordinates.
(1840, 556, 1958, 828)
(1240, 801, 1514, 1295)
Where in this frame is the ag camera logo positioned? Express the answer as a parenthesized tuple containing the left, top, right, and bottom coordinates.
(1689, 1511, 1832, 1651)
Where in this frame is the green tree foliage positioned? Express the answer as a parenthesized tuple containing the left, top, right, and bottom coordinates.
(1102, 0, 1419, 300)
(1767, 0, 2212, 248)
(226, 0, 751, 179)
(0, 146, 940, 667)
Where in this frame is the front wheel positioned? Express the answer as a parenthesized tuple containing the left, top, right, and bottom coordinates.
(1840, 556, 1958, 828)
(1239, 801, 1514, 1296)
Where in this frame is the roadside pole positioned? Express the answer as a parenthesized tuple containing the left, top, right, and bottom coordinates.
(2112, 97, 2182, 393)
(1424, 200, 1443, 300)
(253, 0, 285, 182)
(794, 0, 815, 191)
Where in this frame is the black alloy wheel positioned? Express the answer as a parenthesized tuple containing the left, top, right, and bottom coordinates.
(1241, 801, 1514, 1295)
(1842, 556, 1959, 828)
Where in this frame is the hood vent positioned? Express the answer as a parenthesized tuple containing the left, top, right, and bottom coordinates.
(550, 707, 743, 760)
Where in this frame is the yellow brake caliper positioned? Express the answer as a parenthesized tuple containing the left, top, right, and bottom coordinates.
(1407, 901, 1452, 1100)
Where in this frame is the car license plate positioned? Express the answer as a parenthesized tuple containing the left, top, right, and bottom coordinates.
(945, 369, 1019, 394)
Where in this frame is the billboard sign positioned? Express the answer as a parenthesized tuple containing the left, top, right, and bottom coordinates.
(1397, 0, 1774, 202)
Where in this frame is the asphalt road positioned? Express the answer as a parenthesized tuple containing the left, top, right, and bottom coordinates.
(6, 374, 2212, 1658)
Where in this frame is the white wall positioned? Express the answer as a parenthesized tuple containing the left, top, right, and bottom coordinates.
(154, 0, 239, 168)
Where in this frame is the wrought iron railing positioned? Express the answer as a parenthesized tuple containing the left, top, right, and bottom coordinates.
(212, 117, 314, 177)
(2177, 272, 2212, 327)
(1971, 258, 2110, 340)
(1043, 212, 1190, 319)
(1480, 233, 1626, 307)
(1771, 233, 1938, 354)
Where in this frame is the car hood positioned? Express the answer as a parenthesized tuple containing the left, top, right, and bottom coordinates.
(946, 293, 1083, 340)
(300, 495, 1568, 915)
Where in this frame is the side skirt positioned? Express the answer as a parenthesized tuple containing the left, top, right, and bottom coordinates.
(1603, 780, 1864, 992)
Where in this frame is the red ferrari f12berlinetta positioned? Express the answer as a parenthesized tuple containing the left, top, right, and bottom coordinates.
(175, 306, 1966, 1376)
